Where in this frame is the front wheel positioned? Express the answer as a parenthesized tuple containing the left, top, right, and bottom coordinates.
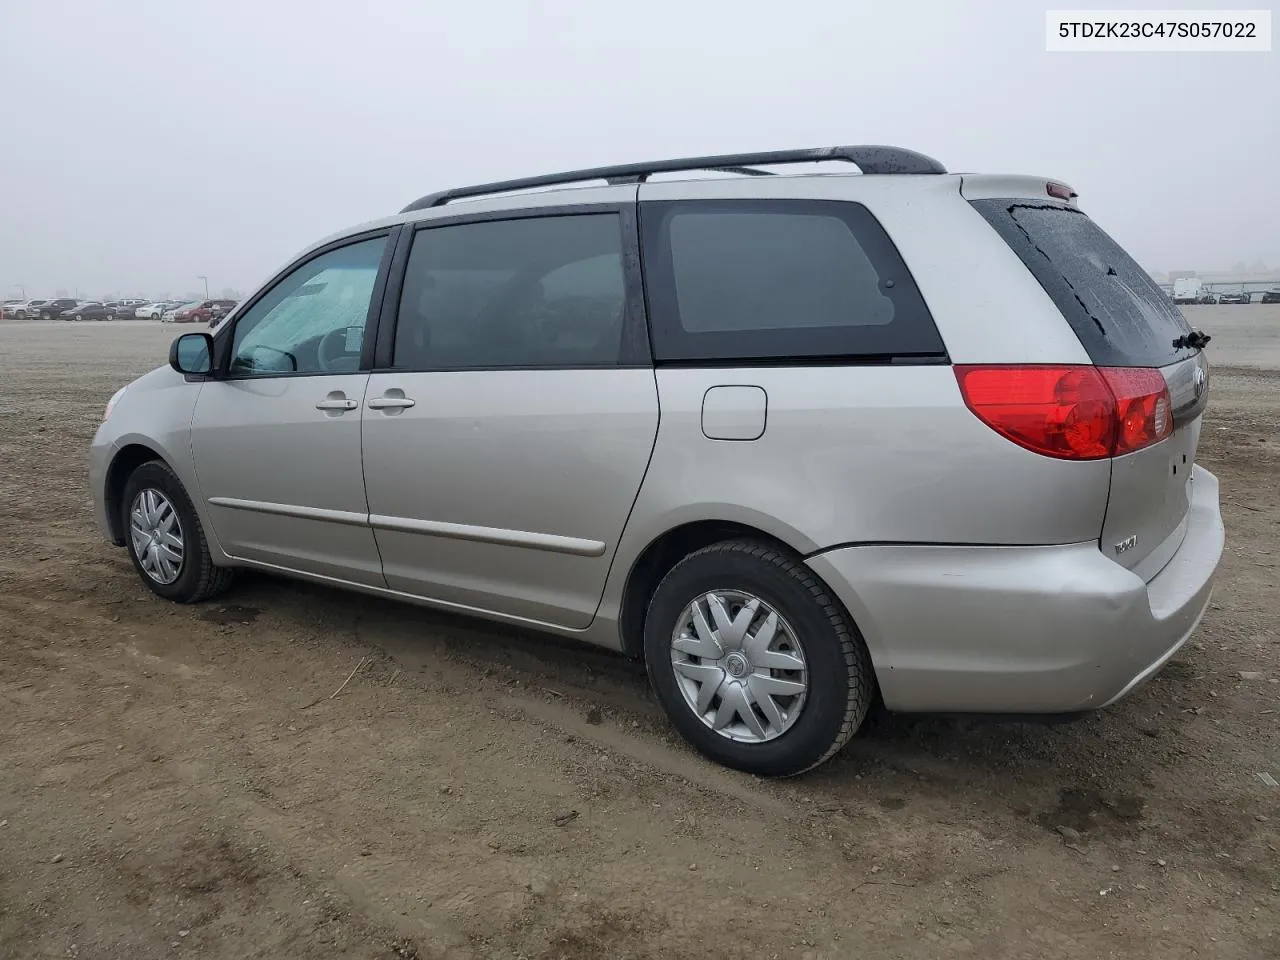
(121, 460, 233, 603)
(644, 539, 875, 777)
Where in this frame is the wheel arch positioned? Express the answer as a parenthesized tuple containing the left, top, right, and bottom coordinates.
(104, 443, 170, 544)
(617, 519, 804, 661)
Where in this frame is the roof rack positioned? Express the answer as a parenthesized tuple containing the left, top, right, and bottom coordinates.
(400, 145, 946, 213)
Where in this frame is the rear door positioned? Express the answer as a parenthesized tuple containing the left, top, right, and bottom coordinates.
(360, 195, 659, 629)
(971, 199, 1208, 580)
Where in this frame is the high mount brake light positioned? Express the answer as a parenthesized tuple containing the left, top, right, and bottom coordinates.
(955, 365, 1172, 460)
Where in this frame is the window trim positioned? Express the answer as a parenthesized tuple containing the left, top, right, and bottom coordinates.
(638, 198, 947, 366)
(372, 203, 652, 373)
(210, 227, 400, 381)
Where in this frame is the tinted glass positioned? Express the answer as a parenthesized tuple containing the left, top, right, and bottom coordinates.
(394, 214, 626, 370)
(641, 199, 943, 363)
(971, 200, 1194, 367)
(670, 212, 893, 332)
(230, 236, 386, 376)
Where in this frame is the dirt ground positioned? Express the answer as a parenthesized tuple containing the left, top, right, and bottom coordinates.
(1, 312, 1277, 960)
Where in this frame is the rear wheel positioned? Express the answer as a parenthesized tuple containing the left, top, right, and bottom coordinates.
(644, 539, 874, 777)
(121, 460, 233, 603)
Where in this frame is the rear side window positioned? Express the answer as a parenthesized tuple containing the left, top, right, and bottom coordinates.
(393, 214, 628, 370)
(640, 199, 944, 363)
(971, 200, 1194, 368)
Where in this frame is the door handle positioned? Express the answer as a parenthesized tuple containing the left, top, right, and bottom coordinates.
(315, 397, 358, 411)
(367, 396, 416, 410)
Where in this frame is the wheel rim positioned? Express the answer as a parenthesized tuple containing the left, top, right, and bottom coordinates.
(129, 488, 185, 585)
(670, 590, 808, 744)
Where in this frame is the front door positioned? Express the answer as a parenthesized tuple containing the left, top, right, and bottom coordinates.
(360, 203, 659, 628)
(190, 233, 391, 585)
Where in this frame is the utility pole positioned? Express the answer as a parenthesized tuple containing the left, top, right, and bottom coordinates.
(198, 275, 209, 299)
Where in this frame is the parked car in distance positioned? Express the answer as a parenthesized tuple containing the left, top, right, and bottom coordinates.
(89, 144, 1225, 777)
(1, 299, 47, 319)
(1215, 291, 1251, 305)
(105, 299, 147, 319)
(61, 301, 112, 321)
(179, 299, 239, 324)
(1171, 277, 1206, 305)
(161, 301, 203, 323)
(38, 299, 81, 320)
(137, 301, 179, 319)
(209, 299, 238, 321)
(208, 303, 239, 329)
(1261, 288, 1280, 304)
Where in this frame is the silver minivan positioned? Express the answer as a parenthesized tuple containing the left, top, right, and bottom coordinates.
(90, 145, 1224, 776)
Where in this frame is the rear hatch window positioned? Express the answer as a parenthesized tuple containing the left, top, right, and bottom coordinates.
(972, 198, 1209, 581)
(970, 199, 1194, 368)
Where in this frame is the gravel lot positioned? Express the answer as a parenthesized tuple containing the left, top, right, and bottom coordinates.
(1, 308, 1277, 959)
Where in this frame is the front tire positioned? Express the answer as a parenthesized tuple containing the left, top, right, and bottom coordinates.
(121, 460, 233, 603)
(644, 539, 874, 777)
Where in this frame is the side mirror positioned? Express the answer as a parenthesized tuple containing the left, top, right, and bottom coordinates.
(170, 332, 214, 375)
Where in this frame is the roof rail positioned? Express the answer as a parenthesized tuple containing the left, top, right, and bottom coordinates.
(400, 145, 946, 212)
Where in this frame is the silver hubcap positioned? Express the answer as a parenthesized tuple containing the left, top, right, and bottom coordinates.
(670, 590, 808, 744)
(129, 489, 184, 585)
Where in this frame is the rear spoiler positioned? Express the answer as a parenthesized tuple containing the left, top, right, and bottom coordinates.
(960, 175, 1080, 208)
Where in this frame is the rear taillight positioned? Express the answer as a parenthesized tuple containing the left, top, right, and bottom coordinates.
(955, 365, 1172, 461)
(1098, 367, 1173, 455)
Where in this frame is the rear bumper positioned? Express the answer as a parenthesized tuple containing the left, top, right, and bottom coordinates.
(807, 465, 1224, 714)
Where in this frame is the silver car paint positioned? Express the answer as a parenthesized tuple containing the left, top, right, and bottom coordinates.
(90, 365, 218, 549)
(809, 465, 1223, 712)
(1101, 354, 1208, 581)
(89, 170, 1225, 716)
(618, 365, 1111, 551)
(188, 372, 386, 587)
(361, 368, 659, 628)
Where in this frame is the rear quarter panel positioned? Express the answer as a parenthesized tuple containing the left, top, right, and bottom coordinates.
(624, 366, 1111, 553)
(593, 174, 1112, 641)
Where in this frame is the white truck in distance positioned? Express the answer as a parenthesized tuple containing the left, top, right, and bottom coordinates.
(1172, 277, 1208, 305)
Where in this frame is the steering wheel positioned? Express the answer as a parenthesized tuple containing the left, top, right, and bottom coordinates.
(317, 326, 362, 372)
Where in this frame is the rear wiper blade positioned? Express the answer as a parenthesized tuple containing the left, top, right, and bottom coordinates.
(1173, 330, 1212, 350)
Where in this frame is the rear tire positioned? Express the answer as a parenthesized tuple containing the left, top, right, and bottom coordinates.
(121, 460, 233, 603)
(643, 539, 874, 777)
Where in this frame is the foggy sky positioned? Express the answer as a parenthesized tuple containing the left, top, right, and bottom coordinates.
(1, 0, 1277, 299)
